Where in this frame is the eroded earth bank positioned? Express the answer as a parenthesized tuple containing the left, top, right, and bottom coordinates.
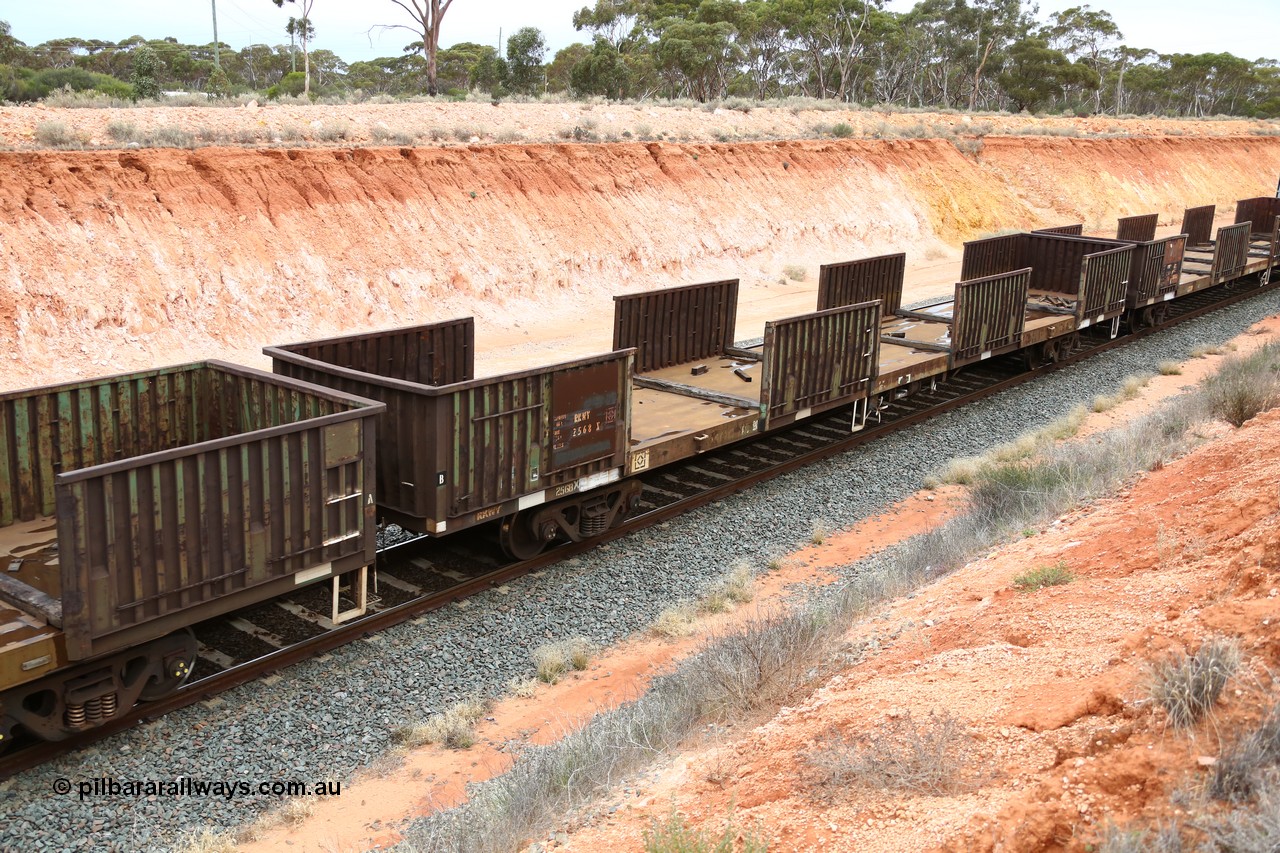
(2, 127, 1278, 390)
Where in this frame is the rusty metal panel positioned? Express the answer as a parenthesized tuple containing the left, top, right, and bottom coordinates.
(759, 301, 880, 429)
(1033, 224, 1084, 236)
(273, 317, 474, 387)
(1180, 205, 1216, 248)
(1080, 245, 1134, 321)
(269, 347, 434, 530)
(816, 254, 904, 314)
(1127, 235, 1186, 307)
(1235, 197, 1280, 236)
(960, 234, 1025, 282)
(952, 269, 1030, 366)
(448, 354, 629, 520)
(0, 362, 384, 661)
(1211, 222, 1252, 283)
(550, 361, 623, 471)
(613, 280, 738, 373)
(1116, 214, 1159, 243)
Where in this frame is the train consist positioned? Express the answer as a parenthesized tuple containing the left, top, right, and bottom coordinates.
(2, 194, 1278, 745)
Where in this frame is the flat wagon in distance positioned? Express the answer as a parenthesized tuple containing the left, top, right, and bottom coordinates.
(615, 278, 882, 474)
(816, 252, 1049, 397)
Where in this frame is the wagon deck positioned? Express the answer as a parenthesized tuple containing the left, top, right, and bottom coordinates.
(628, 359, 760, 474)
(0, 517, 62, 620)
(614, 278, 882, 473)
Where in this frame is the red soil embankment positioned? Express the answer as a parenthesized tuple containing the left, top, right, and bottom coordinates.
(1, 135, 1277, 390)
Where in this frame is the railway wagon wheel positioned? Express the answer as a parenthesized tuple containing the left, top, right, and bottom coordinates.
(1037, 338, 1063, 366)
(498, 512, 555, 561)
(497, 481, 645, 561)
(0, 628, 200, 743)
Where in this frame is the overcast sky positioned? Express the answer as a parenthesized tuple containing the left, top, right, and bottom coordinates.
(2, 0, 1277, 63)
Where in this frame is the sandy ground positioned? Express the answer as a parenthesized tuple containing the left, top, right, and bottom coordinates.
(4, 101, 1276, 151)
(1, 103, 1277, 392)
(234, 312, 1280, 852)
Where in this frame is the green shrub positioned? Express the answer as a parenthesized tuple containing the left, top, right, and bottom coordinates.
(1013, 561, 1073, 591)
(205, 66, 233, 99)
(130, 45, 160, 101)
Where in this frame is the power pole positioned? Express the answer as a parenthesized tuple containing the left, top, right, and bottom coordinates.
(211, 0, 221, 68)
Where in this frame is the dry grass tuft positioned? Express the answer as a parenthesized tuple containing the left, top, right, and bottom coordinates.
(642, 810, 767, 853)
(810, 520, 830, 545)
(1210, 703, 1280, 801)
(808, 710, 974, 795)
(533, 638, 594, 683)
(392, 698, 487, 750)
(1149, 637, 1241, 728)
(1092, 393, 1120, 413)
(651, 602, 699, 638)
(506, 676, 539, 699)
(173, 829, 237, 853)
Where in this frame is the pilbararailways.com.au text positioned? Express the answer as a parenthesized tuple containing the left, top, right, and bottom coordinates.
(52, 776, 342, 801)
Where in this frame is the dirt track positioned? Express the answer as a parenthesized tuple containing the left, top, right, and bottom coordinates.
(1, 104, 1278, 391)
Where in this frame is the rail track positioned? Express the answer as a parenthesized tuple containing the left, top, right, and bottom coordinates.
(1, 270, 1275, 779)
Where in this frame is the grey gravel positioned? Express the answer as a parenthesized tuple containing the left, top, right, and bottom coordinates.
(3, 289, 1278, 851)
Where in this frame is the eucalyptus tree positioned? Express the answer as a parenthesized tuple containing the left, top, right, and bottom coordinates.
(272, 0, 316, 95)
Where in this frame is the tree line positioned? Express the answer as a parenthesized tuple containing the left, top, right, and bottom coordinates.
(1, 0, 1277, 118)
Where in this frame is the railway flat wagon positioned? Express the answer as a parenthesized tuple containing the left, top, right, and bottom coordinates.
(0, 361, 383, 742)
(817, 254, 1040, 394)
(1175, 199, 1278, 293)
(614, 278, 881, 474)
(1051, 216, 1187, 327)
(960, 231, 1134, 342)
(268, 320, 639, 560)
